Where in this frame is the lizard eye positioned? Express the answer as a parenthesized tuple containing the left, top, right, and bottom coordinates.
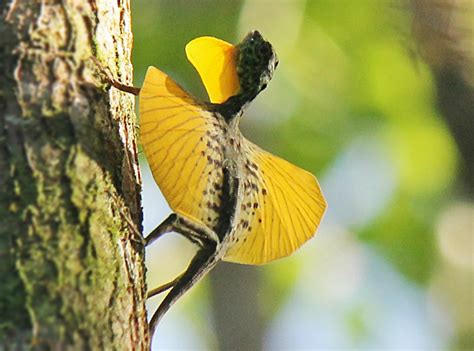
(259, 44, 270, 55)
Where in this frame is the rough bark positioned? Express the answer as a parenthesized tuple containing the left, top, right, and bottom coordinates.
(0, 0, 148, 349)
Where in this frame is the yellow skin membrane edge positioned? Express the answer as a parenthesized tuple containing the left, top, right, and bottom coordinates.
(185, 36, 240, 103)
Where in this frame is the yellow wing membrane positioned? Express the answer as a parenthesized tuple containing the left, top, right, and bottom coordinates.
(185, 36, 240, 104)
(224, 141, 327, 265)
(139, 66, 224, 226)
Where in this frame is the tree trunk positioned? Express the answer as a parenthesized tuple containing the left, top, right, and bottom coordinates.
(0, 0, 148, 349)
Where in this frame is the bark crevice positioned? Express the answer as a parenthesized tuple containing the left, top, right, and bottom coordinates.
(0, 0, 148, 348)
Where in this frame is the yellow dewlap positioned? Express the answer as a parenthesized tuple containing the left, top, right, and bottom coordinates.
(186, 36, 240, 104)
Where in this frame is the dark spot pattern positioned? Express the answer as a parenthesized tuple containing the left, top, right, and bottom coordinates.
(197, 123, 228, 232)
(229, 151, 269, 247)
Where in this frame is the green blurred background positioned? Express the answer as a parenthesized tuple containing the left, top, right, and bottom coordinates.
(131, 1, 473, 350)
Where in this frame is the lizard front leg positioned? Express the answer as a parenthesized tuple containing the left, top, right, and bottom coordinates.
(148, 243, 220, 340)
(145, 213, 219, 247)
(145, 212, 221, 337)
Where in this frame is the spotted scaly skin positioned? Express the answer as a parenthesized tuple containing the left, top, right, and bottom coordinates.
(146, 31, 279, 335)
(236, 31, 278, 98)
(110, 31, 325, 341)
(214, 31, 278, 117)
(203, 31, 278, 250)
(198, 30, 279, 243)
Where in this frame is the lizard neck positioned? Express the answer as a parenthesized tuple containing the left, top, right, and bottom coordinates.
(211, 90, 257, 122)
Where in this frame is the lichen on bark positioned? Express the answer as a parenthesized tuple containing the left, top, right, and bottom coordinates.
(0, 0, 148, 349)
